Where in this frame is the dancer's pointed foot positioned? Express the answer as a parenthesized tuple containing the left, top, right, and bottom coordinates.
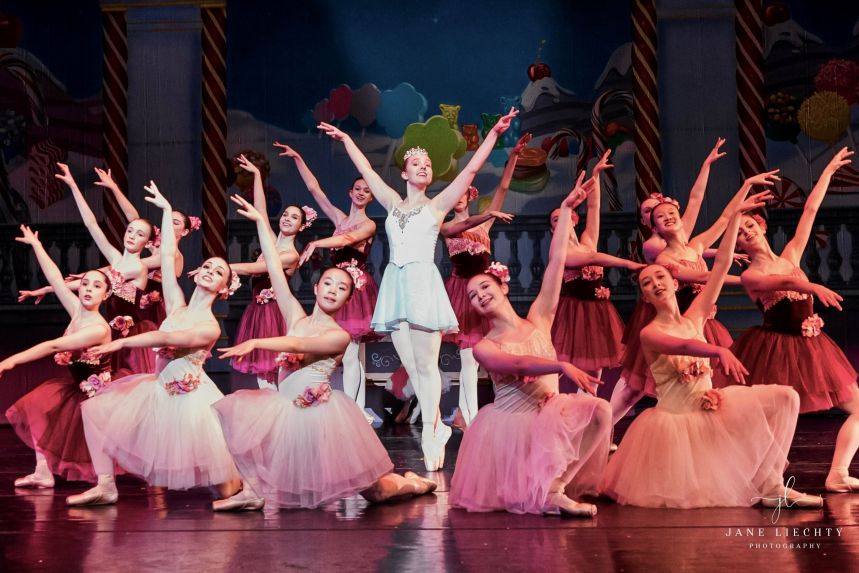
(212, 488, 265, 512)
(544, 492, 597, 518)
(761, 487, 823, 509)
(825, 471, 859, 493)
(66, 482, 118, 506)
(14, 473, 55, 489)
(404, 471, 438, 495)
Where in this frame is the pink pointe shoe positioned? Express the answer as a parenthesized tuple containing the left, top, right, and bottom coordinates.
(422, 423, 452, 472)
(66, 483, 118, 506)
(544, 491, 598, 518)
(14, 473, 55, 489)
(760, 487, 823, 509)
(212, 488, 265, 512)
(825, 472, 859, 493)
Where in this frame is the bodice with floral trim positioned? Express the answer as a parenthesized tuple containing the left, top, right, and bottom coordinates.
(330, 219, 373, 267)
(486, 327, 558, 413)
(648, 334, 715, 413)
(754, 268, 821, 337)
(560, 265, 610, 300)
(445, 225, 491, 278)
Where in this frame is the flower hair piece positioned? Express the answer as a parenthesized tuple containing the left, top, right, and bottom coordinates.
(336, 259, 366, 291)
(750, 213, 768, 233)
(226, 271, 242, 297)
(403, 146, 428, 162)
(467, 186, 479, 202)
(146, 226, 162, 250)
(486, 261, 511, 283)
(188, 216, 202, 231)
(301, 206, 318, 228)
(645, 192, 680, 209)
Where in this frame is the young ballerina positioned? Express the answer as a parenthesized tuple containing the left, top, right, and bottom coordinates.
(65, 182, 240, 506)
(229, 154, 305, 390)
(449, 176, 612, 517)
(439, 132, 529, 428)
(93, 166, 197, 327)
(3, 226, 112, 487)
(212, 195, 437, 511)
(276, 142, 379, 419)
(731, 147, 859, 493)
(600, 194, 823, 509)
(19, 163, 156, 375)
(550, 151, 643, 382)
(318, 108, 517, 471)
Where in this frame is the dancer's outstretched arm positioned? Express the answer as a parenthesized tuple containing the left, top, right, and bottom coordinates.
(219, 330, 350, 361)
(143, 181, 186, 314)
(640, 328, 748, 385)
(0, 325, 110, 377)
(565, 250, 644, 271)
(232, 195, 305, 329)
(440, 210, 513, 238)
(782, 147, 853, 266)
(581, 150, 612, 249)
(236, 154, 278, 244)
(16, 225, 82, 316)
(274, 143, 346, 224)
(299, 220, 376, 266)
(94, 167, 139, 223)
(481, 132, 530, 232)
(56, 163, 122, 265)
(741, 272, 843, 310)
(681, 137, 726, 234)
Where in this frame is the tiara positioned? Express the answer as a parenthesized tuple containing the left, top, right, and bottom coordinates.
(336, 259, 366, 291)
(301, 206, 318, 228)
(486, 261, 511, 283)
(403, 146, 428, 162)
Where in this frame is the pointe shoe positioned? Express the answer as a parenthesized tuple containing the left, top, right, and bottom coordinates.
(435, 423, 451, 469)
(544, 492, 598, 518)
(212, 490, 265, 512)
(421, 424, 451, 472)
(66, 484, 118, 506)
(451, 408, 467, 431)
(14, 473, 55, 489)
(404, 471, 438, 495)
(609, 443, 618, 454)
(760, 488, 824, 509)
(825, 474, 859, 493)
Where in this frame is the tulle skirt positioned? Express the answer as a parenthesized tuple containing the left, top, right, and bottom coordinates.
(231, 300, 287, 377)
(213, 388, 394, 509)
(443, 273, 489, 348)
(80, 372, 239, 489)
(372, 262, 458, 334)
(600, 385, 799, 508)
(5, 377, 94, 482)
(335, 272, 381, 341)
(450, 393, 611, 514)
(551, 296, 625, 371)
(731, 327, 858, 413)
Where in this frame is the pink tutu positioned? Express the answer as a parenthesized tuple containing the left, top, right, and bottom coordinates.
(551, 295, 625, 371)
(335, 272, 381, 341)
(443, 273, 489, 348)
(213, 358, 394, 509)
(231, 277, 287, 378)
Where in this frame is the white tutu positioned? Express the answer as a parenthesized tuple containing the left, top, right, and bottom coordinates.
(81, 347, 239, 489)
(213, 357, 394, 509)
(372, 261, 458, 334)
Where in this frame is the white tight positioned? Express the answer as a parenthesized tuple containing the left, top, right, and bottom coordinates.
(608, 375, 645, 426)
(457, 348, 479, 425)
(830, 386, 859, 479)
(390, 323, 442, 431)
(342, 340, 366, 409)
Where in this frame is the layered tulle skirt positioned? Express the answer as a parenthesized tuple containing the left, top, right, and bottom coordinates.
(731, 327, 858, 413)
(443, 273, 489, 348)
(450, 393, 611, 514)
(335, 272, 380, 341)
(213, 375, 394, 509)
(372, 262, 458, 334)
(231, 300, 287, 377)
(80, 372, 239, 489)
(600, 385, 799, 508)
(5, 377, 94, 482)
(552, 297, 625, 371)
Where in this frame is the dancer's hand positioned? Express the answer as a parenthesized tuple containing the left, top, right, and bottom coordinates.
(143, 180, 171, 211)
(592, 149, 613, 176)
(738, 190, 774, 213)
(186, 268, 200, 278)
(15, 224, 41, 247)
(563, 172, 594, 209)
(560, 362, 602, 396)
(704, 137, 727, 166)
(512, 132, 532, 155)
(18, 287, 48, 304)
(822, 147, 854, 176)
(488, 211, 514, 224)
(54, 162, 76, 187)
(716, 348, 748, 385)
(812, 284, 843, 311)
(700, 388, 723, 411)
(273, 141, 301, 159)
(744, 169, 780, 189)
(217, 340, 257, 361)
(298, 241, 318, 267)
(0, 357, 18, 378)
(93, 167, 119, 192)
(235, 154, 260, 175)
(230, 194, 265, 223)
(732, 253, 750, 265)
(317, 122, 349, 142)
(491, 107, 519, 136)
(89, 339, 124, 358)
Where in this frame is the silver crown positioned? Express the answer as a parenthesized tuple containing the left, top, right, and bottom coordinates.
(403, 146, 428, 162)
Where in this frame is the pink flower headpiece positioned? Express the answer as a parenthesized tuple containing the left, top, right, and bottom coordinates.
(146, 226, 162, 250)
(467, 186, 479, 202)
(750, 213, 767, 233)
(486, 261, 511, 283)
(188, 216, 201, 231)
(226, 271, 241, 297)
(301, 206, 318, 229)
(336, 259, 366, 291)
(641, 193, 680, 218)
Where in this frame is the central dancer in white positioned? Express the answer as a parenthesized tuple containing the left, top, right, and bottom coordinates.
(318, 108, 517, 470)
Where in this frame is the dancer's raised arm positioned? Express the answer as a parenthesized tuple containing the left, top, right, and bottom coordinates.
(782, 147, 853, 266)
(94, 167, 139, 223)
(56, 163, 122, 265)
(143, 181, 184, 314)
(236, 155, 278, 244)
(318, 123, 402, 211)
(681, 137, 726, 233)
(16, 225, 81, 315)
(581, 150, 613, 249)
(275, 143, 345, 224)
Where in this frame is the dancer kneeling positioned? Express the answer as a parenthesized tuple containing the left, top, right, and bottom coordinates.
(212, 196, 436, 511)
(450, 175, 612, 517)
(66, 182, 240, 506)
(599, 192, 821, 509)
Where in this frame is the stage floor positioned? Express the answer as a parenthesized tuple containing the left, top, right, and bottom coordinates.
(1, 415, 857, 572)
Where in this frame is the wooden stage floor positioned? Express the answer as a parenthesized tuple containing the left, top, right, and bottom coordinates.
(1, 415, 857, 572)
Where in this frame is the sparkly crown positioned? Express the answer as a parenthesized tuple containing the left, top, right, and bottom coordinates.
(403, 147, 428, 162)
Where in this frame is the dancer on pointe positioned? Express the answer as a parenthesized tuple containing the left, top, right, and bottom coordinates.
(4, 226, 112, 487)
(19, 163, 156, 375)
(66, 182, 240, 506)
(450, 175, 612, 517)
(550, 150, 643, 384)
(600, 192, 822, 509)
(731, 147, 859, 493)
(318, 108, 517, 471)
(93, 166, 198, 328)
(228, 154, 309, 390)
(440, 132, 529, 428)
(212, 195, 437, 511)
(276, 142, 379, 421)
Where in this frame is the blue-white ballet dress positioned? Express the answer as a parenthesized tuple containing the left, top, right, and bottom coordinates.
(371, 203, 459, 334)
